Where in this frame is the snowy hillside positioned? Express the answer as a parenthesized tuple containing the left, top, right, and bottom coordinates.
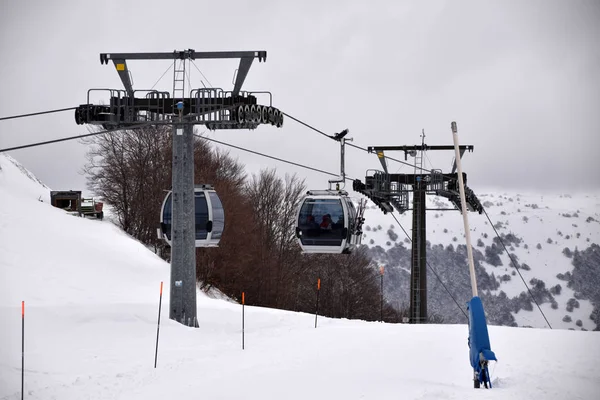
(360, 191, 600, 330)
(1, 154, 599, 400)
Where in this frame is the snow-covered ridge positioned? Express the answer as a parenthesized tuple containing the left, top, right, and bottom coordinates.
(3, 154, 49, 188)
(0, 154, 50, 202)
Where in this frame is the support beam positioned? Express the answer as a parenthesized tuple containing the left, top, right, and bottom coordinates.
(368, 145, 474, 153)
(100, 50, 266, 62)
(368, 145, 473, 161)
(376, 150, 389, 174)
(111, 59, 134, 97)
(169, 120, 198, 327)
(233, 57, 254, 96)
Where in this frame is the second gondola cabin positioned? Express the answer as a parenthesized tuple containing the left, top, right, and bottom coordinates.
(158, 184, 224, 247)
(295, 190, 361, 254)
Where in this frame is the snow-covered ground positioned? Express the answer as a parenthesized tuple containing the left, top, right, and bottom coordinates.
(1, 153, 599, 399)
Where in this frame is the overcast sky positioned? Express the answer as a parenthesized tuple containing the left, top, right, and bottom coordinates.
(1, 0, 599, 196)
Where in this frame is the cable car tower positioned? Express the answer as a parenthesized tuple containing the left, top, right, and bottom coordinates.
(76, 49, 283, 327)
(353, 131, 483, 323)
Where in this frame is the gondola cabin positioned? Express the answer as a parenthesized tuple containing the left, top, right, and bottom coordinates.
(158, 184, 224, 247)
(295, 190, 361, 254)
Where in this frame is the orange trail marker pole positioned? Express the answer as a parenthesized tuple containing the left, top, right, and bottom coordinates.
(242, 292, 245, 350)
(315, 278, 321, 328)
(21, 301, 24, 400)
(154, 282, 163, 368)
(380, 266, 384, 322)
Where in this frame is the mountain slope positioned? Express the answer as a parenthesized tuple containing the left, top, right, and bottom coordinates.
(360, 191, 600, 330)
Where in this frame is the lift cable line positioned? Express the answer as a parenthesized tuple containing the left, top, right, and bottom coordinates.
(280, 111, 431, 172)
(482, 208, 553, 329)
(191, 60, 213, 88)
(281, 112, 332, 139)
(3, 106, 457, 182)
(194, 133, 341, 178)
(4, 106, 464, 183)
(346, 142, 425, 172)
(0, 121, 173, 153)
(390, 212, 469, 321)
(150, 61, 175, 90)
(281, 111, 472, 184)
(185, 67, 193, 96)
(0, 107, 79, 122)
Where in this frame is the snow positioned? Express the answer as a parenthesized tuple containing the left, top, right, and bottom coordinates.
(1, 153, 599, 399)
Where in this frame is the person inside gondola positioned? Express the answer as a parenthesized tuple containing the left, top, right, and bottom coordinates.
(306, 215, 318, 228)
(320, 214, 333, 230)
(334, 215, 344, 229)
(305, 215, 319, 236)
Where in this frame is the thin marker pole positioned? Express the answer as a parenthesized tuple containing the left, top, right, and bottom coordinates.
(154, 282, 163, 368)
(21, 301, 24, 400)
(242, 292, 245, 350)
(380, 266, 384, 322)
(315, 278, 321, 328)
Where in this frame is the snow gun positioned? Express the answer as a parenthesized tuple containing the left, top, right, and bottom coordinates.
(467, 296, 497, 388)
(451, 121, 497, 389)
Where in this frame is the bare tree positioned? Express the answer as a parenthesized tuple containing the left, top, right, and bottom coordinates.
(81, 125, 171, 252)
(82, 130, 401, 322)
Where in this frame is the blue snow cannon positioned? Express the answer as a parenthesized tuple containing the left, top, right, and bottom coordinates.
(467, 296, 497, 388)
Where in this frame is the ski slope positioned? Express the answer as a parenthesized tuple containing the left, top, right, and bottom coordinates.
(1, 154, 599, 399)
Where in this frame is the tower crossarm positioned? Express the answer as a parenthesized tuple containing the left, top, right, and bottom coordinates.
(100, 50, 267, 96)
(368, 145, 474, 161)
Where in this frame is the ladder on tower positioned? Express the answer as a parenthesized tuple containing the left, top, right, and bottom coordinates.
(172, 59, 186, 108)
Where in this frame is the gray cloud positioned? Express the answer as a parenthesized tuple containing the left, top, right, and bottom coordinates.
(1, 0, 598, 195)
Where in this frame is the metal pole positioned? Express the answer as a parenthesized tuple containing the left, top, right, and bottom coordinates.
(21, 301, 24, 400)
(409, 185, 427, 323)
(242, 292, 245, 350)
(170, 111, 198, 326)
(154, 282, 163, 368)
(451, 122, 478, 297)
(315, 278, 321, 328)
(340, 138, 346, 182)
(380, 267, 384, 322)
